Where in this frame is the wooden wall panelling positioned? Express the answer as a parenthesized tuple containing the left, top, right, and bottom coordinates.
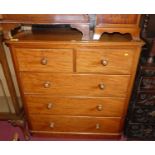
(93, 14, 141, 40)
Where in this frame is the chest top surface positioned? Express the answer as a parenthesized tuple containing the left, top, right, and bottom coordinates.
(5, 28, 144, 47)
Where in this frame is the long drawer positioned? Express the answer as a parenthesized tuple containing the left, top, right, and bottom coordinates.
(25, 95, 126, 117)
(20, 73, 130, 97)
(76, 48, 134, 74)
(14, 48, 73, 72)
(29, 115, 123, 133)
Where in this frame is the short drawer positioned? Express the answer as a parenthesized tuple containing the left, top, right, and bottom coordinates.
(20, 73, 130, 97)
(14, 48, 73, 72)
(76, 49, 134, 74)
(25, 96, 126, 117)
(28, 115, 123, 133)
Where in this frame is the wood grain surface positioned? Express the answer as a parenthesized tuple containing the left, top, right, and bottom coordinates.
(29, 114, 123, 133)
(96, 14, 139, 25)
(15, 48, 73, 72)
(20, 73, 130, 97)
(76, 48, 134, 74)
(24, 95, 126, 117)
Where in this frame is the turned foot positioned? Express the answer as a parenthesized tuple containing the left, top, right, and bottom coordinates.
(8, 119, 30, 140)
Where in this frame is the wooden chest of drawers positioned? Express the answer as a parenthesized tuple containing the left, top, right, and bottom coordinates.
(6, 29, 143, 139)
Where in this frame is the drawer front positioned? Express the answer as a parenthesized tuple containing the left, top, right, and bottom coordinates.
(15, 48, 73, 72)
(29, 115, 122, 133)
(96, 14, 139, 25)
(20, 73, 130, 97)
(25, 96, 126, 117)
(76, 49, 134, 74)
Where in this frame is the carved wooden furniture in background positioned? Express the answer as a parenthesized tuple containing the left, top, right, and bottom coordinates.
(125, 64, 155, 139)
(125, 14, 155, 140)
(5, 28, 143, 139)
(12, 132, 19, 141)
(94, 14, 141, 40)
(0, 32, 30, 140)
(0, 32, 21, 119)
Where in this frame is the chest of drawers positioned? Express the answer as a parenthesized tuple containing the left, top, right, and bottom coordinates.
(6, 29, 143, 139)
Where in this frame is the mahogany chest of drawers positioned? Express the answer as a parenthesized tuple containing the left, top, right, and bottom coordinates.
(5, 28, 143, 139)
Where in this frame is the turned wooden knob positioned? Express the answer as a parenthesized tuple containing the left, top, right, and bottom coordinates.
(41, 57, 48, 65)
(96, 123, 100, 129)
(99, 83, 105, 90)
(49, 122, 55, 128)
(43, 81, 51, 88)
(47, 103, 53, 109)
(101, 59, 108, 66)
(96, 105, 103, 111)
